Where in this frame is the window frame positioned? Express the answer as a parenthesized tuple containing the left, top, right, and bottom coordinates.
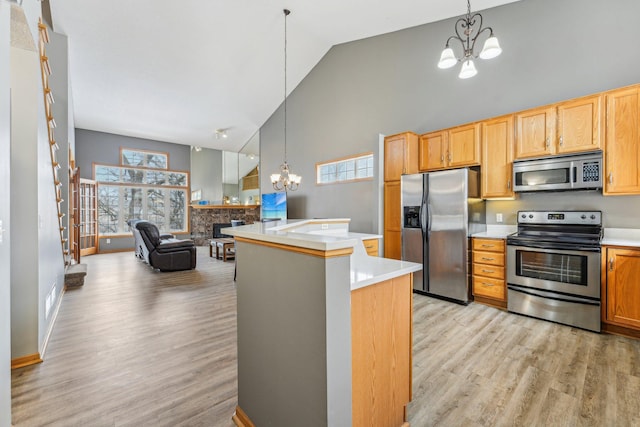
(93, 161, 190, 237)
(120, 147, 169, 170)
(315, 152, 374, 185)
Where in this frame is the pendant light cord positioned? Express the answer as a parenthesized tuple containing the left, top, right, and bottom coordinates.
(283, 9, 290, 164)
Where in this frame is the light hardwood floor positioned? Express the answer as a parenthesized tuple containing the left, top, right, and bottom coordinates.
(11, 249, 640, 426)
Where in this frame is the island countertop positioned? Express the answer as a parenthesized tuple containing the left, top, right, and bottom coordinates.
(223, 218, 421, 290)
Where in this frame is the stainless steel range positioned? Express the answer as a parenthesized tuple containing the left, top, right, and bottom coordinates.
(506, 211, 602, 332)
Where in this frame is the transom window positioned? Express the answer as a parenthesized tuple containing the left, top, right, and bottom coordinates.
(95, 149, 189, 235)
(316, 152, 374, 185)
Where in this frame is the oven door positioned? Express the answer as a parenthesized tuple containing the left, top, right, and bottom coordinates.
(507, 245, 600, 299)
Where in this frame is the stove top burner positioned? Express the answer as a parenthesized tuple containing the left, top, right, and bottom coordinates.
(507, 210, 602, 251)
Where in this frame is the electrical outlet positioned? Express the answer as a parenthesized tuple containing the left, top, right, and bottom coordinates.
(496, 213, 503, 223)
(321, 223, 329, 230)
(106, 238, 111, 244)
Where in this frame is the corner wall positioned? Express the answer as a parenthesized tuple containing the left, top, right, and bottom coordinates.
(0, 2, 12, 425)
(260, 0, 640, 232)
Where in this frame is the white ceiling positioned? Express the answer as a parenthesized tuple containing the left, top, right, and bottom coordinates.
(49, 0, 519, 153)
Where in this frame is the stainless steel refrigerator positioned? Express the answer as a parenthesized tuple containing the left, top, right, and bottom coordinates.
(401, 168, 485, 304)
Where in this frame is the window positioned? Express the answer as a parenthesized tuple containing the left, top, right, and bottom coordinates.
(95, 151, 189, 235)
(316, 152, 374, 185)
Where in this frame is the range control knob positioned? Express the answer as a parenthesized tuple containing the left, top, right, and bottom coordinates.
(581, 214, 587, 220)
(529, 214, 534, 219)
(590, 214, 596, 220)
(521, 214, 526, 219)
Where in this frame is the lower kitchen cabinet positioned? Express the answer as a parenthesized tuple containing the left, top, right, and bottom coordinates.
(472, 237, 507, 309)
(362, 238, 379, 257)
(602, 246, 640, 335)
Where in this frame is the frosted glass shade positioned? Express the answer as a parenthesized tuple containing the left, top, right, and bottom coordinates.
(479, 36, 502, 60)
(270, 174, 281, 183)
(458, 59, 478, 79)
(437, 48, 457, 69)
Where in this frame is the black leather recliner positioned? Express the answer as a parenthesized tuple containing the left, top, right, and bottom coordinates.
(127, 219, 175, 264)
(135, 221, 196, 272)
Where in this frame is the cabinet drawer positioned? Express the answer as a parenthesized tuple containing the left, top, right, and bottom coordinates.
(473, 276, 505, 300)
(363, 238, 379, 257)
(472, 238, 505, 252)
(473, 251, 505, 266)
(473, 263, 505, 280)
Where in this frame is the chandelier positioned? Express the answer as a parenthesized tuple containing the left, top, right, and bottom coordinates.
(437, 0, 502, 79)
(271, 9, 301, 192)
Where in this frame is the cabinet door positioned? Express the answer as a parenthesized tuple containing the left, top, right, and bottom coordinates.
(418, 131, 446, 171)
(481, 115, 514, 198)
(384, 181, 402, 259)
(606, 248, 640, 329)
(515, 106, 556, 159)
(448, 123, 481, 168)
(557, 94, 602, 154)
(384, 134, 406, 181)
(604, 87, 640, 195)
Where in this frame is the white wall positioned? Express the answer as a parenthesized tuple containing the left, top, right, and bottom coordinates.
(0, 2, 12, 425)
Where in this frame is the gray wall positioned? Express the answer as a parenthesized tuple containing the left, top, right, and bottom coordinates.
(0, 2, 11, 425)
(10, 3, 66, 364)
(190, 147, 223, 203)
(260, 0, 640, 233)
(75, 129, 192, 251)
(75, 128, 191, 179)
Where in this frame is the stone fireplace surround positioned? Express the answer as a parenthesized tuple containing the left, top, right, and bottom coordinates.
(190, 205, 259, 246)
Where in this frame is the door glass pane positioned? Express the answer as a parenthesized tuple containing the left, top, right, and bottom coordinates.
(515, 250, 587, 286)
(516, 168, 570, 186)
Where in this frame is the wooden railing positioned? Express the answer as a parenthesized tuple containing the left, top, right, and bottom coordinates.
(38, 19, 68, 264)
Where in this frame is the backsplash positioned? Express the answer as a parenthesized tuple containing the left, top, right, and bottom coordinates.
(486, 192, 640, 228)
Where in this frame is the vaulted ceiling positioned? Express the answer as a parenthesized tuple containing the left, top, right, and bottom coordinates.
(50, 0, 519, 154)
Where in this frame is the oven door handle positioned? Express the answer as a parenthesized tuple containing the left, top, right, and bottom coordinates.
(507, 284, 600, 306)
(506, 241, 600, 252)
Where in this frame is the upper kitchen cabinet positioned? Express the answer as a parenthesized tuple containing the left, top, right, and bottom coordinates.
(604, 86, 640, 195)
(515, 106, 556, 159)
(515, 95, 603, 159)
(419, 123, 480, 171)
(556, 94, 603, 154)
(384, 132, 419, 181)
(481, 115, 514, 199)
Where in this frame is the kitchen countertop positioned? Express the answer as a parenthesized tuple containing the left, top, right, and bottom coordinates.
(471, 225, 517, 239)
(602, 228, 640, 247)
(223, 219, 421, 290)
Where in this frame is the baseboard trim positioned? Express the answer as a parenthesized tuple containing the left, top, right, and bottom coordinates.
(602, 322, 640, 339)
(40, 285, 66, 359)
(11, 353, 43, 370)
(473, 295, 507, 310)
(232, 405, 255, 427)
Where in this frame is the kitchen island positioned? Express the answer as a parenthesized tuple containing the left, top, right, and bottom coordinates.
(223, 219, 422, 427)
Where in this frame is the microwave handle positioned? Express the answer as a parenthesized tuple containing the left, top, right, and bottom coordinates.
(573, 166, 577, 183)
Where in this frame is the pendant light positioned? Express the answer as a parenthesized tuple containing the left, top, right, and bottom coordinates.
(271, 9, 301, 191)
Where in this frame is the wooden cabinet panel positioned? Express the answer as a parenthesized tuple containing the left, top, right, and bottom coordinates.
(515, 106, 556, 159)
(448, 123, 481, 168)
(604, 87, 640, 195)
(557, 94, 602, 154)
(472, 238, 506, 252)
(352, 275, 412, 427)
(472, 263, 504, 280)
(384, 181, 402, 260)
(481, 115, 514, 199)
(472, 250, 504, 267)
(473, 276, 506, 300)
(419, 131, 446, 171)
(472, 237, 506, 306)
(605, 247, 640, 330)
(384, 132, 419, 181)
(363, 238, 379, 257)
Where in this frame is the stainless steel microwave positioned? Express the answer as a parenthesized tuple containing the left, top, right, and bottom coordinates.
(512, 151, 603, 192)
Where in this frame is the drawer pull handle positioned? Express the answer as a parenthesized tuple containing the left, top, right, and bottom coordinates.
(481, 244, 494, 248)
(482, 282, 495, 287)
(481, 257, 495, 261)
(482, 269, 495, 274)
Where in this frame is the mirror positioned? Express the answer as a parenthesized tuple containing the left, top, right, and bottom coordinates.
(191, 132, 260, 206)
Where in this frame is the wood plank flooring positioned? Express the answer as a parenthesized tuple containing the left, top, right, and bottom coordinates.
(11, 249, 640, 426)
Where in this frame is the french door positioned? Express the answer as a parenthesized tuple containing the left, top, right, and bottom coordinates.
(79, 178, 97, 256)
